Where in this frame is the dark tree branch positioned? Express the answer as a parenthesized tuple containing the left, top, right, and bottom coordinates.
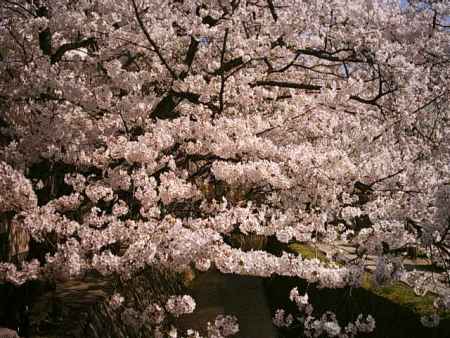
(287, 62, 348, 79)
(412, 125, 436, 144)
(3, 5, 28, 19)
(251, 79, 395, 114)
(411, 92, 445, 115)
(130, 0, 176, 78)
(218, 29, 229, 114)
(269, 54, 300, 73)
(213, 57, 244, 76)
(349, 87, 397, 105)
(34, 6, 99, 64)
(296, 48, 363, 63)
(50, 37, 96, 64)
(369, 168, 405, 187)
(376, 188, 422, 194)
(250, 80, 322, 91)
(6, 26, 29, 62)
(266, 0, 278, 21)
(150, 90, 201, 120)
(184, 36, 199, 69)
(349, 65, 397, 110)
(4, 0, 36, 17)
(174, 90, 200, 104)
(269, 47, 363, 74)
(36, 6, 52, 56)
(150, 92, 181, 120)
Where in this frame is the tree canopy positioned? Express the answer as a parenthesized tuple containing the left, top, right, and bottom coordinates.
(0, 0, 449, 336)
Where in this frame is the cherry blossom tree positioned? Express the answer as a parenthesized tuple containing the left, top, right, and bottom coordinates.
(1, 0, 450, 336)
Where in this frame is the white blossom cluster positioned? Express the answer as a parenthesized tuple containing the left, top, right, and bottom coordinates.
(0, 162, 37, 213)
(274, 287, 375, 338)
(108, 292, 238, 338)
(165, 295, 196, 318)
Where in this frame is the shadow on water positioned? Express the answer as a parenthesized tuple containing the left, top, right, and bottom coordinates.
(0, 280, 51, 338)
(178, 269, 278, 338)
(264, 275, 450, 338)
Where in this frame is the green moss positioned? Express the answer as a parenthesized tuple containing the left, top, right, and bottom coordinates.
(362, 275, 436, 315)
(288, 242, 450, 318)
(287, 243, 328, 263)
